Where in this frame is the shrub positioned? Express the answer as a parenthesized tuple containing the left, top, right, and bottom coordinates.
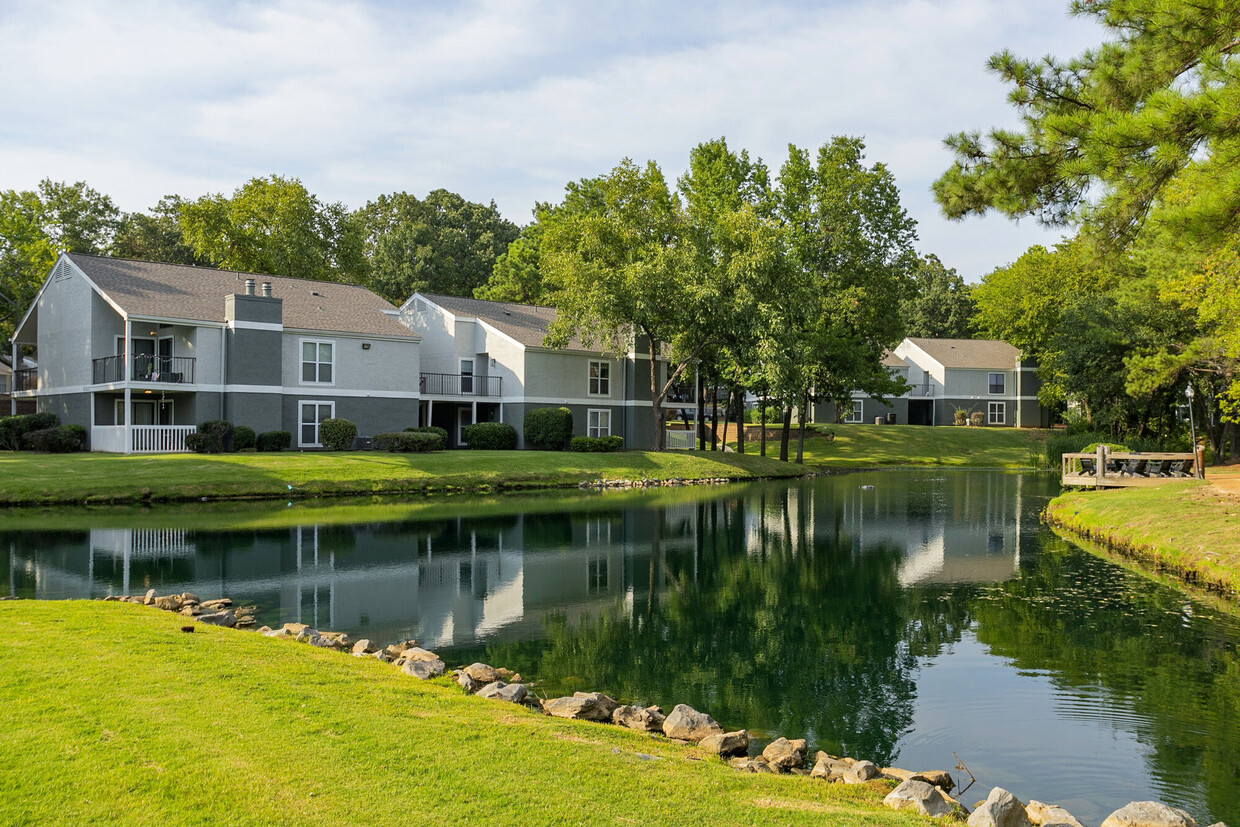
(404, 425, 449, 444)
(524, 407, 573, 450)
(63, 424, 87, 450)
(0, 412, 59, 450)
(195, 420, 233, 453)
(462, 422, 517, 450)
(21, 425, 83, 453)
(970, 411, 984, 427)
(569, 435, 624, 452)
(232, 425, 256, 451)
(256, 430, 292, 452)
(953, 407, 969, 426)
(375, 431, 445, 452)
(318, 418, 357, 451)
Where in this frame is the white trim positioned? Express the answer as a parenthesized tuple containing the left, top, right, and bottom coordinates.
(588, 359, 611, 397)
(587, 408, 612, 437)
(843, 404, 863, 424)
(459, 357, 475, 395)
(283, 327, 419, 342)
(130, 315, 225, 329)
(298, 399, 335, 448)
(988, 401, 1006, 425)
(987, 372, 1007, 395)
(299, 337, 336, 386)
(228, 320, 284, 332)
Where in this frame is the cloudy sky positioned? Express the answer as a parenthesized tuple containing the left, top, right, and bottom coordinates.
(0, 0, 1102, 280)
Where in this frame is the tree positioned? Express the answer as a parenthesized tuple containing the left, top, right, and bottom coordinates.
(0, 180, 119, 341)
(900, 254, 976, 339)
(179, 175, 366, 283)
(474, 222, 545, 303)
(359, 189, 519, 304)
(934, 1, 1240, 246)
(111, 196, 203, 265)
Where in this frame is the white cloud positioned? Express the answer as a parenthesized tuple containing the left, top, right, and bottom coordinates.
(0, 0, 1100, 278)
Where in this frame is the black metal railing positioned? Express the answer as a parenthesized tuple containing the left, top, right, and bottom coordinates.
(13, 368, 36, 392)
(92, 355, 196, 385)
(419, 372, 501, 397)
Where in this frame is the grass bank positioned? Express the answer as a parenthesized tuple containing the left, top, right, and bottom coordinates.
(781, 423, 1048, 469)
(0, 601, 917, 826)
(0, 450, 807, 507)
(1044, 468, 1240, 596)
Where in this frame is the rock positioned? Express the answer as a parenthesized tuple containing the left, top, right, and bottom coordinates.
(542, 696, 613, 722)
(401, 657, 446, 680)
(402, 647, 441, 662)
(1101, 802, 1198, 827)
(180, 592, 199, 605)
(612, 705, 665, 732)
(152, 595, 182, 611)
(477, 681, 529, 705)
(263, 627, 294, 638)
(698, 730, 750, 757)
(572, 692, 619, 718)
(1027, 801, 1086, 827)
(384, 645, 405, 660)
(496, 667, 514, 680)
(883, 767, 914, 782)
(843, 759, 880, 783)
(144, 588, 157, 605)
(351, 639, 374, 655)
(810, 755, 851, 782)
(200, 598, 232, 610)
(179, 606, 197, 617)
(294, 627, 320, 642)
(912, 770, 955, 793)
(456, 671, 482, 693)
(195, 611, 237, 627)
(661, 704, 723, 742)
(884, 779, 957, 818)
(309, 636, 338, 649)
(968, 788, 1033, 827)
(461, 663, 500, 684)
(282, 623, 310, 635)
(761, 738, 808, 773)
(730, 757, 772, 773)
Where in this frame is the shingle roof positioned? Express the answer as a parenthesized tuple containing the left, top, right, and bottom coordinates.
(417, 293, 601, 352)
(906, 337, 1020, 369)
(882, 351, 908, 368)
(67, 254, 416, 339)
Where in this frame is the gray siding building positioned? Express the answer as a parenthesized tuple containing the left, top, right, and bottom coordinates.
(10, 253, 421, 452)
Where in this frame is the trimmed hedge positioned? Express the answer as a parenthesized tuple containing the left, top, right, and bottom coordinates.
(569, 435, 624, 453)
(319, 418, 357, 451)
(375, 431, 445, 452)
(233, 425, 256, 451)
(404, 425, 449, 444)
(524, 407, 573, 450)
(193, 420, 233, 453)
(256, 431, 291, 452)
(21, 425, 83, 453)
(0, 412, 59, 451)
(462, 422, 517, 450)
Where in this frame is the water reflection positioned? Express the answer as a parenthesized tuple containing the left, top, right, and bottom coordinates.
(2, 471, 1237, 825)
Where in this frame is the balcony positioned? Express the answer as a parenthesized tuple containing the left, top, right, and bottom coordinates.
(13, 368, 37, 392)
(92, 355, 196, 385)
(419, 372, 501, 397)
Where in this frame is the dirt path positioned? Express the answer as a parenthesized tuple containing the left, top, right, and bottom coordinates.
(1207, 466, 1240, 499)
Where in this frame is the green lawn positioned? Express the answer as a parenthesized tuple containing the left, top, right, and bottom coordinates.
(0, 449, 807, 507)
(785, 423, 1048, 469)
(0, 601, 919, 826)
(1045, 474, 1240, 596)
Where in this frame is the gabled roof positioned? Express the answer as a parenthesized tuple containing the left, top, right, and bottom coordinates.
(415, 293, 600, 353)
(65, 254, 416, 339)
(881, 351, 908, 369)
(905, 338, 1019, 369)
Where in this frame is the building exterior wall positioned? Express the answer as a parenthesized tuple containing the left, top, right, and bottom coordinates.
(37, 263, 97, 390)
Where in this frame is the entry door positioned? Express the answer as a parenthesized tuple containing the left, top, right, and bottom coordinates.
(457, 407, 473, 446)
(460, 359, 474, 394)
(130, 339, 156, 380)
(115, 399, 173, 425)
(300, 401, 334, 447)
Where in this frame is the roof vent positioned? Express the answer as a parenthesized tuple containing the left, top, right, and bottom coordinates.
(244, 279, 255, 296)
(262, 282, 272, 298)
(311, 290, 323, 297)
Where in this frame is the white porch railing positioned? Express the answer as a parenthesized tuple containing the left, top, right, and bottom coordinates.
(92, 425, 196, 453)
(665, 429, 697, 450)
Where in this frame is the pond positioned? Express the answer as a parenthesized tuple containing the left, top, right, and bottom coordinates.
(3, 470, 1238, 825)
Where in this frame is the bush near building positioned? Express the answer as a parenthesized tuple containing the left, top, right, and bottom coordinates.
(463, 422, 517, 450)
(524, 407, 573, 450)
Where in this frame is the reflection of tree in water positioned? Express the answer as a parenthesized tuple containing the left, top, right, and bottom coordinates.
(969, 538, 1240, 824)
(478, 490, 973, 765)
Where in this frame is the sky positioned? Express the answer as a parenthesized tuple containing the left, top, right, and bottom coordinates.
(0, 0, 1103, 281)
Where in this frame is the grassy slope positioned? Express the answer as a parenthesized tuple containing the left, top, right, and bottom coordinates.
(0, 601, 919, 827)
(0, 450, 806, 507)
(1045, 471, 1240, 595)
(789, 423, 1048, 469)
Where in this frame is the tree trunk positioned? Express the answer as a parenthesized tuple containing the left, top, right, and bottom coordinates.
(711, 385, 719, 451)
(696, 372, 705, 451)
(649, 340, 666, 451)
(734, 387, 746, 455)
(779, 405, 792, 462)
(795, 394, 808, 464)
(720, 389, 731, 453)
(760, 387, 767, 457)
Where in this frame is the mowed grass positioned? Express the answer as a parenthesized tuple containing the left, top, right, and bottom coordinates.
(791, 423, 1048, 469)
(1045, 467, 1240, 596)
(0, 601, 921, 827)
(0, 449, 807, 506)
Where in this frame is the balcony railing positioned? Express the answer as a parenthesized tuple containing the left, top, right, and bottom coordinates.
(92, 355, 196, 385)
(13, 368, 37, 392)
(419, 372, 501, 397)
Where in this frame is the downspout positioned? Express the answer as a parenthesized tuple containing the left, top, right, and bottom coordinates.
(9, 340, 16, 416)
(123, 317, 132, 454)
(220, 325, 227, 422)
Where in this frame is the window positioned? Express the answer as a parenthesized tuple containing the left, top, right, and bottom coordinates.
(300, 401, 334, 447)
(588, 360, 610, 396)
(988, 372, 1005, 394)
(460, 358, 474, 394)
(843, 403, 863, 424)
(457, 407, 473, 445)
(588, 408, 611, 437)
(301, 340, 334, 384)
(988, 401, 1005, 425)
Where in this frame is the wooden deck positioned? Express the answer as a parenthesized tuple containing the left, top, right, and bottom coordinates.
(1062, 448, 1205, 488)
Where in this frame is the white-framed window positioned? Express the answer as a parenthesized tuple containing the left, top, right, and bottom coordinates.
(988, 372, 1005, 394)
(301, 339, 334, 385)
(842, 402, 863, 423)
(588, 408, 611, 437)
(988, 401, 1005, 425)
(299, 400, 334, 447)
(460, 358, 474, 394)
(457, 407, 473, 445)
(588, 360, 610, 396)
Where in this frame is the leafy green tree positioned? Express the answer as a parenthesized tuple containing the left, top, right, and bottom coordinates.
(359, 189, 519, 304)
(111, 196, 203, 265)
(0, 180, 119, 341)
(179, 175, 366, 283)
(900, 254, 976, 339)
(474, 222, 545, 303)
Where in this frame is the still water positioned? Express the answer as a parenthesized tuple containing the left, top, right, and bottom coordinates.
(3, 470, 1238, 825)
